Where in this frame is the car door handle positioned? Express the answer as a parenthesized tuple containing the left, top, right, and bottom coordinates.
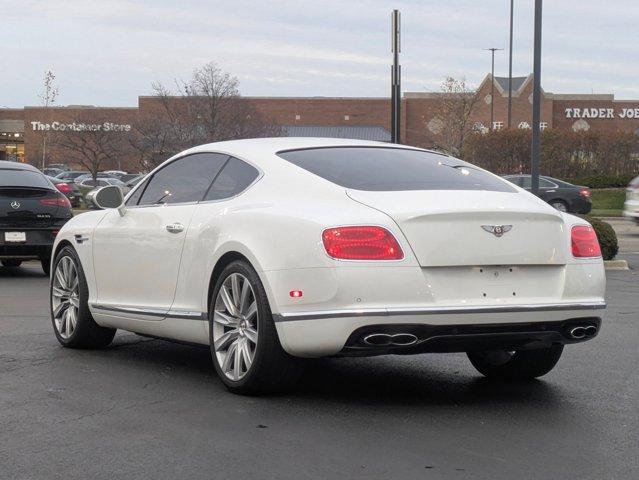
(165, 223, 185, 234)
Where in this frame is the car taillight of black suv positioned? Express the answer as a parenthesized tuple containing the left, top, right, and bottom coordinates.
(0, 161, 73, 275)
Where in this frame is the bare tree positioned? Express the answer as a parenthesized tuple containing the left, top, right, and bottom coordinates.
(38, 70, 59, 169)
(423, 77, 479, 156)
(130, 62, 280, 169)
(52, 114, 126, 180)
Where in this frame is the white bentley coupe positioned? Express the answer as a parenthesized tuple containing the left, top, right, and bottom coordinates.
(49, 138, 605, 394)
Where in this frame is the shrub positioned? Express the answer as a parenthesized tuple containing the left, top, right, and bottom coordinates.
(564, 174, 635, 189)
(586, 217, 619, 260)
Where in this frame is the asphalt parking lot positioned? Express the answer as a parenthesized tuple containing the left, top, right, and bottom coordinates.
(1, 234, 638, 479)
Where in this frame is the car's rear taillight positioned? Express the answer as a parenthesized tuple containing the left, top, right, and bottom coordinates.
(322, 226, 404, 260)
(55, 182, 72, 194)
(40, 196, 71, 208)
(579, 188, 590, 197)
(571, 225, 601, 258)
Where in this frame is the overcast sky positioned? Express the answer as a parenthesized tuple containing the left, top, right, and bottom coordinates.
(2, 0, 637, 107)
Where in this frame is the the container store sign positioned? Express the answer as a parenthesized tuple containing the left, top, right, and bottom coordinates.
(30, 121, 131, 132)
(565, 108, 639, 119)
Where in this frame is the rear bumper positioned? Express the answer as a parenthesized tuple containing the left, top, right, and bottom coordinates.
(0, 229, 58, 259)
(623, 200, 639, 220)
(273, 302, 605, 357)
(572, 197, 592, 214)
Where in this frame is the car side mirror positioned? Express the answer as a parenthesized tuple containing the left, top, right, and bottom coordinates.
(94, 185, 126, 216)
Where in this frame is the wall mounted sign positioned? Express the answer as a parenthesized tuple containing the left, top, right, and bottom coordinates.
(565, 108, 639, 119)
(30, 121, 131, 132)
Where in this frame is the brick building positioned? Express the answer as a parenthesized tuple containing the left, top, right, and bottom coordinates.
(2, 73, 638, 170)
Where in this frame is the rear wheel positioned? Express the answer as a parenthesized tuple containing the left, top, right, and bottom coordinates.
(50, 246, 116, 348)
(209, 260, 304, 394)
(467, 345, 564, 380)
(1, 259, 22, 268)
(550, 200, 568, 212)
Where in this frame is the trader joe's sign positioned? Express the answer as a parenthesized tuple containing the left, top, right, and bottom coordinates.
(565, 107, 639, 119)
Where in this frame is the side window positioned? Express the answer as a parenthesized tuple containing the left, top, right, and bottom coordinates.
(539, 178, 555, 188)
(138, 153, 229, 206)
(203, 157, 259, 201)
(520, 176, 532, 189)
(125, 178, 148, 206)
(504, 176, 522, 187)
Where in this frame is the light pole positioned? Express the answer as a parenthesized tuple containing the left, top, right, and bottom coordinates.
(508, 0, 514, 128)
(391, 10, 401, 143)
(531, 0, 543, 195)
(484, 48, 503, 131)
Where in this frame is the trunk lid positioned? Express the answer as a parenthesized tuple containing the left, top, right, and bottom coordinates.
(0, 187, 62, 228)
(347, 189, 567, 266)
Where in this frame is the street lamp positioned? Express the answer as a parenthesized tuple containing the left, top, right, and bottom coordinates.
(508, 0, 514, 128)
(390, 9, 401, 143)
(484, 48, 503, 131)
(531, 0, 543, 195)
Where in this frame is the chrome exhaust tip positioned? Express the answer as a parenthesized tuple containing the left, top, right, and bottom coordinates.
(584, 325, 598, 337)
(569, 327, 587, 339)
(362, 333, 418, 347)
(569, 325, 598, 339)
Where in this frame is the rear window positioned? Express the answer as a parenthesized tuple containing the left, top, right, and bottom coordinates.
(0, 169, 53, 189)
(278, 147, 514, 192)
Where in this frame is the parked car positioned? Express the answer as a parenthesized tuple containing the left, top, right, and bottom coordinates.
(502, 175, 592, 213)
(103, 170, 128, 178)
(73, 172, 116, 184)
(47, 163, 71, 172)
(49, 139, 605, 394)
(623, 175, 639, 224)
(124, 174, 145, 187)
(1, 161, 73, 274)
(42, 167, 64, 177)
(46, 176, 83, 208)
(81, 178, 131, 208)
(120, 173, 143, 184)
(55, 171, 90, 182)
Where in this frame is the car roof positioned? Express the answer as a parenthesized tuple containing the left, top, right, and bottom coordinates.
(0, 161, 39, 171)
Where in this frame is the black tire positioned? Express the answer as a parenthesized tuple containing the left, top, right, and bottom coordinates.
(40, 256, 51, 276)
(50, 246, 116, 349)
(1, 259, 22, 268)
(467, 345, 564, 380)
(209, 260, 304, 395)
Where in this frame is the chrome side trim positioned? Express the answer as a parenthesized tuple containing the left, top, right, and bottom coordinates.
(273, 302, 606, 322)
(91, 304, 206, 320)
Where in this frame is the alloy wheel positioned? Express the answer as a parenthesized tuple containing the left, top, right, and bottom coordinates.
(51, 256, 80, 339)
(212, 273, 259, 381)
(551, 201, 567, 212)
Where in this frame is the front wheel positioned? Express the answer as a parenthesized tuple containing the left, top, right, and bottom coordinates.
(467, 345, 564, 380)
(209, 260, 304, 394)
(50, 246, 116, 348)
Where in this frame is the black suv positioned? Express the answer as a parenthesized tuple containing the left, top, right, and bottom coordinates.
(0, 161, 73, 275)
(502, 175, 592, 214)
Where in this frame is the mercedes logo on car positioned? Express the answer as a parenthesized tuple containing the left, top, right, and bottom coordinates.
(481, 224, 512, 237)
(10, 201, 20, 210)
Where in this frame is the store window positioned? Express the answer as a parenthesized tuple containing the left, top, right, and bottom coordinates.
(0, 120, 25, 162)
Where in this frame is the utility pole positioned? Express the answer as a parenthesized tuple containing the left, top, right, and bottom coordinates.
(391, 10, 401, 143)
(508, 0, 514, 128)
(531, 0, 543, 195)
(484, 48, 503, 131)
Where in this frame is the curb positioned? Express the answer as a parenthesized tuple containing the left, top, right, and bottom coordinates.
(604, 259, 629, 270)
